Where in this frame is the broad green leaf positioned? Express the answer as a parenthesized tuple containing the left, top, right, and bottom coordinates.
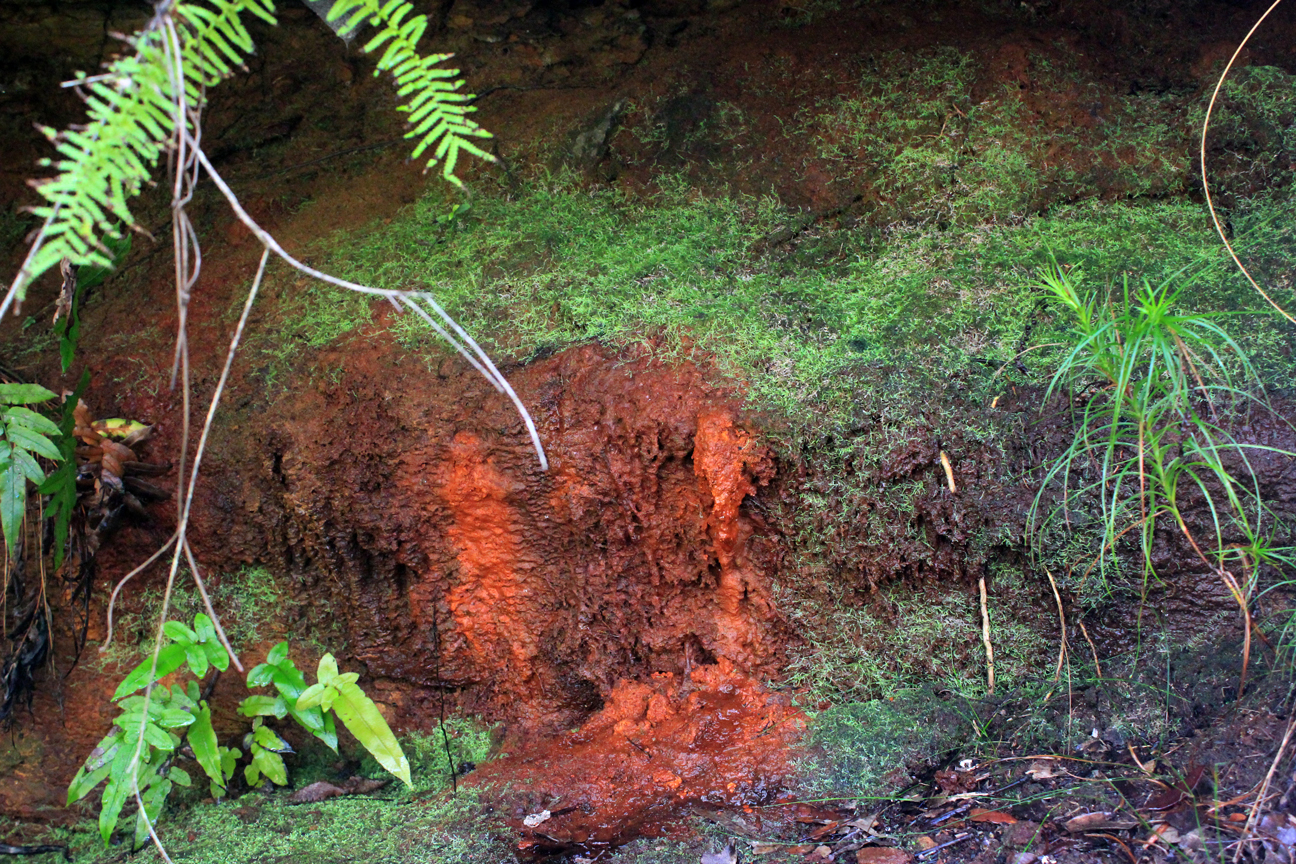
(185, 644, 208, 678)
(238, 694, 284, 718)
(133, 777, 171, 850)
(162, 620, 197, 644)
(5, 424, 61, 461)
(244, 760, 262, 788)
(253, 725, 288, 751)
(0, 460, 25, 559)
(2, 407, 60, 436)
(168, 766, 192, 787)
(142, 721, 174, 751)
(205, 639, 230, 672)
(330, 681, 411, 787)
(269, 663, 308, 700)
(67, 761, 112, 805)
(320, 710, 338, 752)
(168, 686, 196, 711)
(189, 705, 223, 789)
(0, 384, 57, 405)
(246, 663, 274, 688)
(72, 730, 122, 778)
(113, 643, 188, 699)
(317, 653, 339, 685)
(194, 614, 216, 643)
(294, 682, 328, 711)
(99, 775, 130, 846)
(12, 449, 43, 485)
(220, 746, 241, 780)
(156, 708, 196, 729)
(250, 746, 288, 786)
(265, 641, 289, 666)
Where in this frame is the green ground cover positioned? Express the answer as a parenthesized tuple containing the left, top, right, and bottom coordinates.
(267, 177, 1296, 431)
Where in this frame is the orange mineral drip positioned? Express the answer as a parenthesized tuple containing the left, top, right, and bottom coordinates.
(470, 657, 807, 857)
(440, 430, 548, 700)
(692, 410, 776, 663)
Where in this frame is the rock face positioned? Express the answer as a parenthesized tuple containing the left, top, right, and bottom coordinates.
(198, 340, 790, 732)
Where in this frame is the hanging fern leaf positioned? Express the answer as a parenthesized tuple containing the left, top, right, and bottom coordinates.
(10, 0, 491, 304)
(325, 0, 495, 184)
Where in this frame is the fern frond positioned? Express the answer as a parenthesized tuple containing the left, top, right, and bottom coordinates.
(328, 0, 495, 185)
(12, 0, 277, 301)
(10, 0, 489, 305)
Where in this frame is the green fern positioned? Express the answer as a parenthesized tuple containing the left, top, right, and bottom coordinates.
(328, 0, 495, 182)
(11, 0, 491, 304)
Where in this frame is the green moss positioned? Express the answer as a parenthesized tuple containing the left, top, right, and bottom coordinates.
(781, 564, 1053, 705)
(61, 788, 507, 864)
(805, 688, 975, 796)
(797, 45, 1189, 225)
(93, 566, 290, 670)
(267, 176, 1296, 440)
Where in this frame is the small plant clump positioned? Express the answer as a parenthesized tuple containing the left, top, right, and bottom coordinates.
(1030, 264, 1295, 682)
(68, 615, 410, 850)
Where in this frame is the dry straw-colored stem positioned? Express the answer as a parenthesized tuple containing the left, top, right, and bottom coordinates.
(1045, 569, 1068, 682)
(979, 575, 994, 695)
(1200, 0, 1295, 326)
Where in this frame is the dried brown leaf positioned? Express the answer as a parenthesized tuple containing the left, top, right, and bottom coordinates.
(855, 849, 912, 864)
(970, 808, 1017, 825)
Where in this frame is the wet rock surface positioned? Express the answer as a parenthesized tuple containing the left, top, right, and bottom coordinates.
(197, 341, 790, 733)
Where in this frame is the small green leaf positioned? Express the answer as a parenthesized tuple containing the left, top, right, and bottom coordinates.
(162, 620, 197, 644)
(220, 746, 241, 780)
(99, 775, 130, 846)
(113, 643, 188, 700)
(2, 406, 60, 435)
(294, 682, 328, 711)
(5, 424, 61, 461)
(0, 383, 57, 405)
(133, 777, 171, 850)
(168, 766, 192, 787)
(189, 705, 223, 790)
(250, 746, 288, 786)
(169, 686, 196, 711)
(244, 760, 262, 788)
(185, 644, 208, 678)
(330, 681, 411, 787)
(266, 641, 289, 667)
(12, 449, 44, 485)
(238, 694, 285, 718)
(205, 639, 230, 672)
(246, 663, 274, 688)
(333, 672, 360, 687)
(0, 460, 26, 559)
(317, 653, 339, 685)
(142, 721, 175, 751)
(253, 725, 288, 751)
(156, 708, 196, 729)
(194, 614, 216, 642)
(67, 761, 112, 805)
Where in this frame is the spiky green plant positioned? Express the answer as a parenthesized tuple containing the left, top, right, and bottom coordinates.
(1029, 264, 1293, 686)
(4, 0, 493, 313)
